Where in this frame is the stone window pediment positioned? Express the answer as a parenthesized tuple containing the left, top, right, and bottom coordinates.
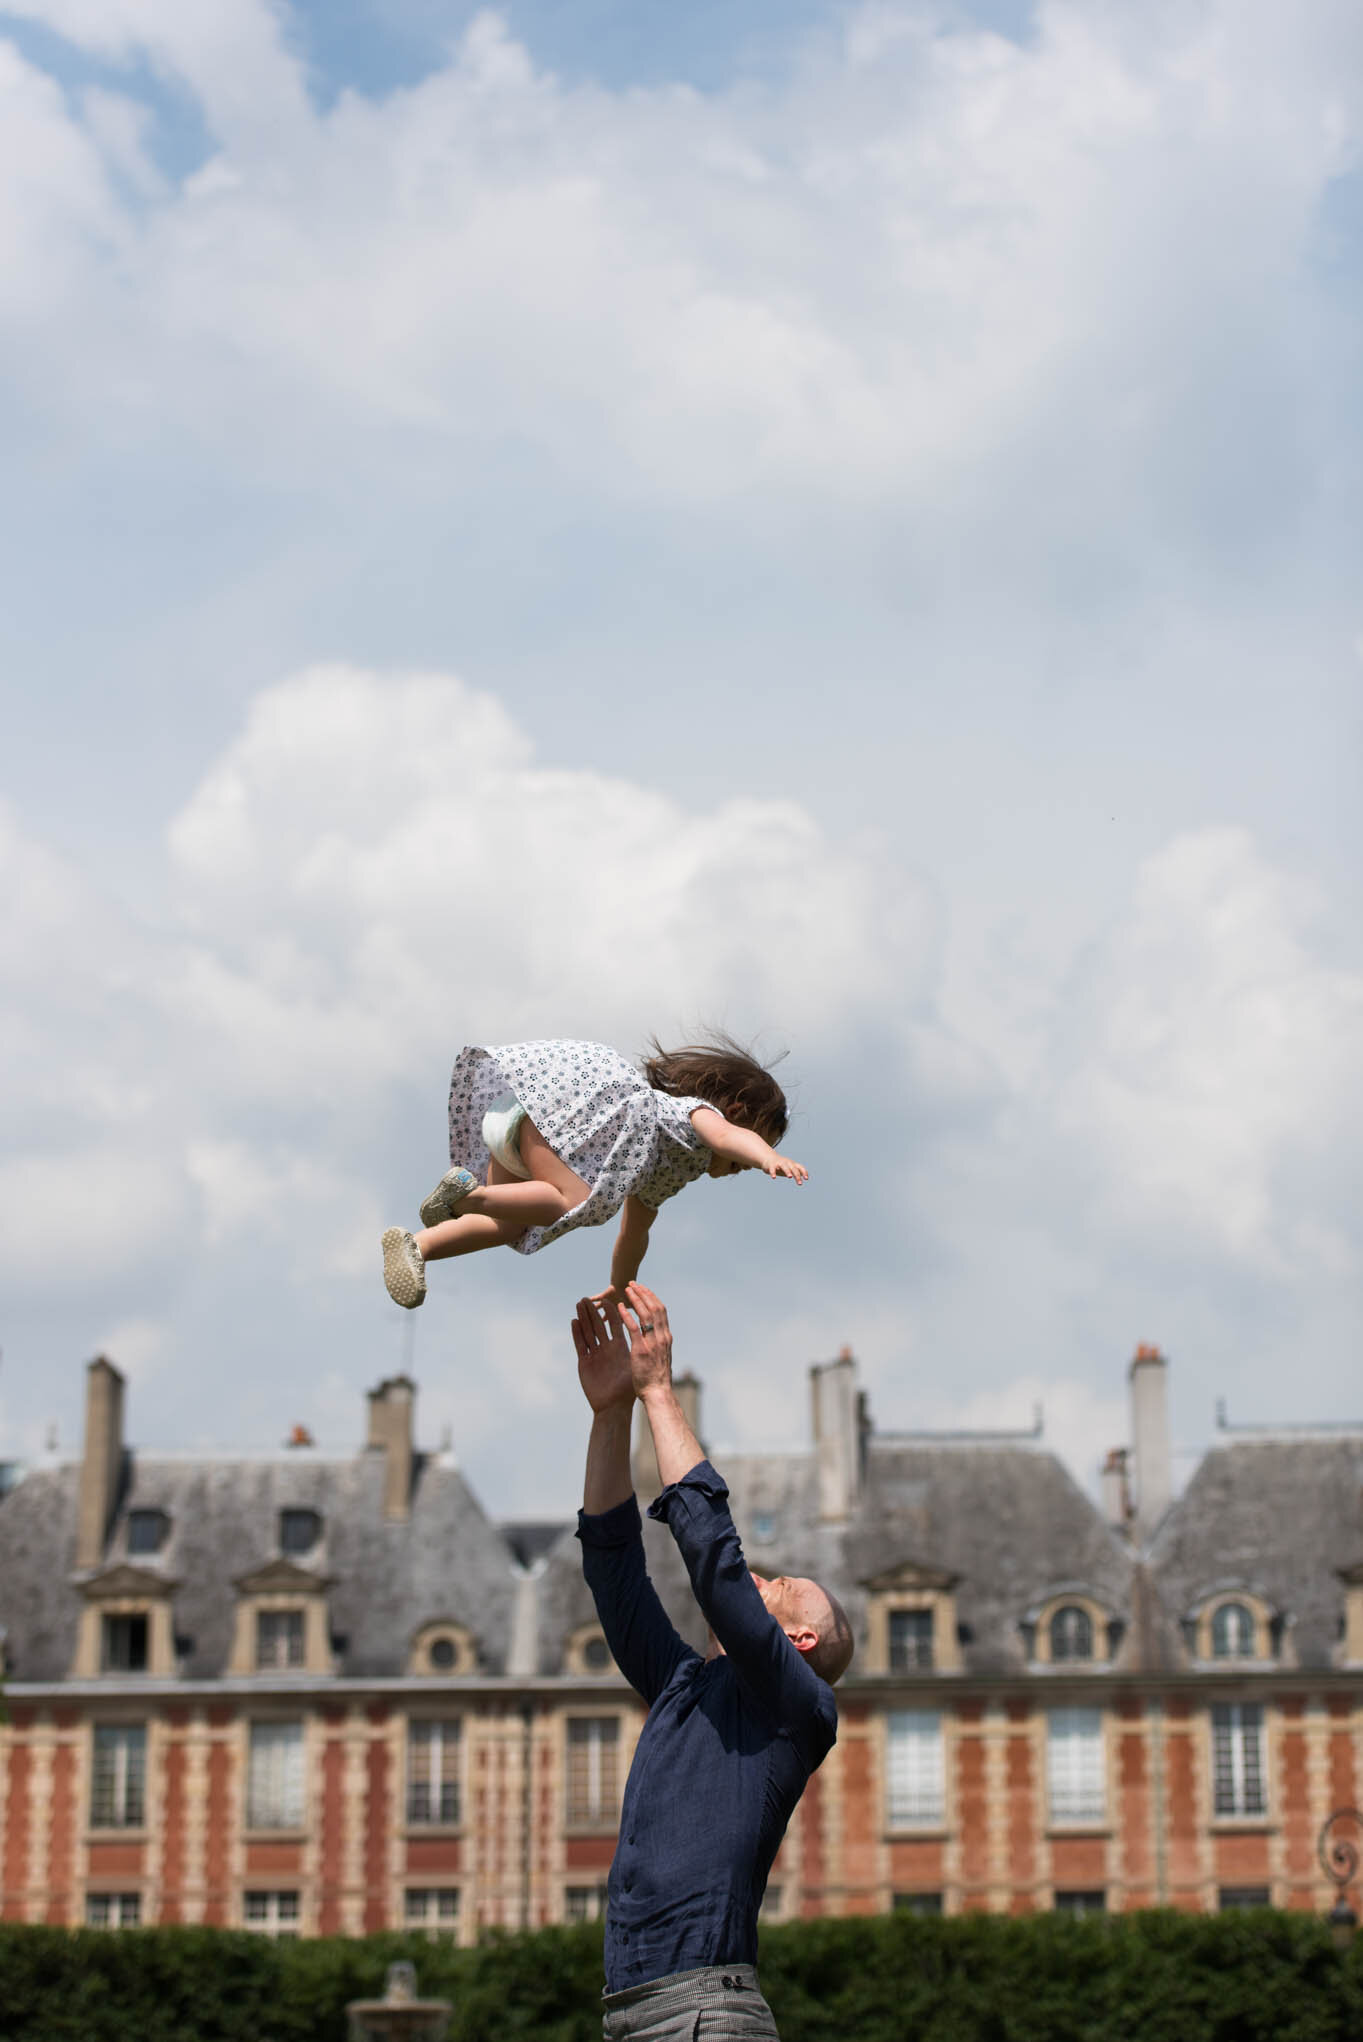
(408, 1620, 478, 1677)
(73, 1566, 180, 1678)
(231, 1560, 336, 1676)
(861, 1555, 962, 1674)
(234, 1558, 332, 1598)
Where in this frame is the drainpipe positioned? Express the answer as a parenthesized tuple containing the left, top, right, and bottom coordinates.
(520, 1700, 535, 1930)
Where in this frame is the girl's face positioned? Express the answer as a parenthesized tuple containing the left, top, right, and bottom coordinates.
(707, 1155, 752, 1179)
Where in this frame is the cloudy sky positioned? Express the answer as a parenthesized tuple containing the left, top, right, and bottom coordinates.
(1, 0, 1359, 1518)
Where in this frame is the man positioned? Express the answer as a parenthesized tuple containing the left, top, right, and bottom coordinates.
(573, 1282, 854, 2042)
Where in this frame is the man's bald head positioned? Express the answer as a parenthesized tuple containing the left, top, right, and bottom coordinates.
(752, 1573, 855, 1686)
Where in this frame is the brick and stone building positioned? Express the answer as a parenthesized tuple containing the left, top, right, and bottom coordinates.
(1, 1342, 1360, 1934)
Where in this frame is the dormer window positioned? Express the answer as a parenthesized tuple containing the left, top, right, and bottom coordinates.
(563, 1622, 619, 1678)
(1026, 1591, 1116, 1669)
(889, 1609, 935, 1671)
(861, 1560, 963, 1675)
(126, 1510, 169, 1557)
(73, 1566, 179, 1679)
(1189, 1590, 1277, 1664)
(230, 1560, 335, 1677)
(1211, 1601, 1254, 1659)
(1049, 1605, 1094, 1663)
(257, 1610, 305, 1670)
(407, 1621, 477, 1678)
(279, 1509, 321, 1555)
(102, 1613, 148, 1673)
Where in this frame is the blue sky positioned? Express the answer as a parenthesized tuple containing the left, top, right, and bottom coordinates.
(0, 0, 1359, 1515)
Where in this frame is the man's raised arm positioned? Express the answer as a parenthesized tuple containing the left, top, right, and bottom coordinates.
(618, 1286, 836, 1755)
(572, 1298, 695, 1708)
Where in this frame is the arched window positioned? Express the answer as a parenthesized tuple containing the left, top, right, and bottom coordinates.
(1211, 1601, 1254, 1659)
(1049, 1605, 1094, 1663)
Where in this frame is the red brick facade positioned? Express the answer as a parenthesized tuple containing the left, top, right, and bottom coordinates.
(3, 1682, 1359, 1934)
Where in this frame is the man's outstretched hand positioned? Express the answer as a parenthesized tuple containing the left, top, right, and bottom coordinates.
(572, 1296, 634, 1414)
(617, 1283, 673, 1397)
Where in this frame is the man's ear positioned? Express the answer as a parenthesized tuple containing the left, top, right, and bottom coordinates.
(786, 1625, 819, 1657)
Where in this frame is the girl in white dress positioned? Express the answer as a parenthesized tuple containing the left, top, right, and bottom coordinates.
(381, 1037, 807, 1309)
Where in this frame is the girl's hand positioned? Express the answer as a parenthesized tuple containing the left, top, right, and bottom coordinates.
(589, 1284, 624, 1311)
(766, 1153, 808, 1183)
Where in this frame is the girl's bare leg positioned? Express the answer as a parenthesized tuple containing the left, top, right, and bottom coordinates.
(416, 1123, 591, 1263)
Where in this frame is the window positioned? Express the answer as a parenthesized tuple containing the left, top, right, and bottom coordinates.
(566, 1717, 620, 1826)
(1049, 1606, 1094, 1663)
(759, 1884, 784, 1921)
(101, 1614, 148, 1673)
(246, 1721, 304, 1829)
(405, 1888, 460, 1935)
(752, 1513, 776, 1543)
(581, 1635, 612, 1672)
(407, 1719, 462, 1825)
(1211, 1703, 1265, 1817)
(1219, 1886, 1271, 1910)
(91, 1725, 146, 1828)
(565, 1883, 610, 1923)
(279, 1509, 321, 1555)
(428, 1637, 457, 1672)
(1054, 1890, 1106, 1915)
(886, 1709, 945, 1826)
(1211, 1602, 1255, 1659)
(1047, 1707, 1106, 1823)
(243, 1890, 300, 1937)
(85, 1892, 141, 1928)
(126, 1511, 168, 1556)
(888, 1609, 935, 1671)
(893, 1891, 944, 1915)
(256, 1610, 305, 1670)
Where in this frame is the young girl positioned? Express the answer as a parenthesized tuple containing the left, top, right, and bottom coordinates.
(381, 1036, 807, 1309)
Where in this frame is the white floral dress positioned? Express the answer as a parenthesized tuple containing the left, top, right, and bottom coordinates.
(445, 1041, 717, 1255)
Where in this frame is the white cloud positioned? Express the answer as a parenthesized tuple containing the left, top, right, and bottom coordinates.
(161, 663, 936, 1105)
(1, 0, 1356, 528)
(1051, 827, 1363, 1270)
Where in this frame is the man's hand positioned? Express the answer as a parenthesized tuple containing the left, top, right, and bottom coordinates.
(617, 1283, 673, 1397)
(572, 1296, 635, 1414)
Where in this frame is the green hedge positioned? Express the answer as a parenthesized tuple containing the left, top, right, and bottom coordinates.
(1, 1912, 1360, 2042)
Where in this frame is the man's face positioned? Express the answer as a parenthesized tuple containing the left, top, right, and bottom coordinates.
(750, 1572, 821, 1639)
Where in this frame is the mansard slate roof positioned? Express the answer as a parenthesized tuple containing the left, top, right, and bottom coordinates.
(0, 1449, 520, 1684)
(1149, 1434, 1363, 1670)
(3, 1372, 1360, 1690)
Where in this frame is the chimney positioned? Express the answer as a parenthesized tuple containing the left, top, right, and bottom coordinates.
(1128, 1344, 1171, 1538)
(1101, 1447, 1131, 1533)
(631, 1372, 702, 1499)
(811, 1346, 861, 1524)
(367, 1376, 415, 1521)
(76, 1355, 126, 1568)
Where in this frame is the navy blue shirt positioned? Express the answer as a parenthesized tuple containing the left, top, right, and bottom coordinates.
(577, 1460, 837, 1992)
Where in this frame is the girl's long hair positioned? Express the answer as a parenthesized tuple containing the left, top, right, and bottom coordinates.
(642, 1033, 789, 1144)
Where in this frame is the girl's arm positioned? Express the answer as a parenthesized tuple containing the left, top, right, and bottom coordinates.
(590, 1195, 657, 1307)
(689, 1106, 808, 1182)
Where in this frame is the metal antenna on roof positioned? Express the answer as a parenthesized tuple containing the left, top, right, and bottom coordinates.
(401, 1313, 416, 1380)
